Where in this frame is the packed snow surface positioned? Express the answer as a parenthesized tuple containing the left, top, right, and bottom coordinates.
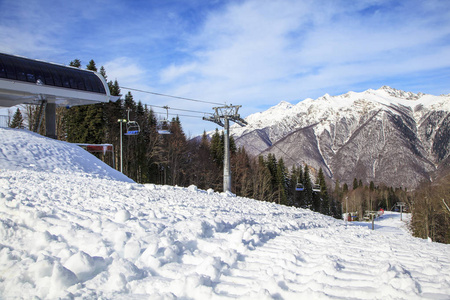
(1, 128, 450, 299)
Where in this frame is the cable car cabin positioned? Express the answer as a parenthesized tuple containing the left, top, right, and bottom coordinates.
(312, 184, 321, 192)
(295, 183, 304, 191)
(124, 120, 140, 135)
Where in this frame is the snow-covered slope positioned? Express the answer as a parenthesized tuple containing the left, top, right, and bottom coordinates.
(1, 129, 450, 299)
(0, 128, 132, 182)
(232, 86, 450, 187)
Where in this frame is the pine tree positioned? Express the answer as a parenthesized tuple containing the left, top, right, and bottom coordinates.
(10, 108, 24, 129)
(303, 165, 313, 209)
(191, 132, 220, 190)
(317, 168, 329, 215)
(124, 92, 135, 110)
(343, 183, 349, 193)
(69, 59, 81, 68)
(266, 153, 278, 196)
(99, 66, 107, 80)
(210, 129, 223, 167)
(252, 156, 272, 201)
(275, 158, 288, 205)
(108, 80, 121, 96)
(166, 116, 187, 186)
(86, 59, 97, 72)
(232, 147, 253, 197)
(287, 166, 298, 206)
(353, 178, 359, 190)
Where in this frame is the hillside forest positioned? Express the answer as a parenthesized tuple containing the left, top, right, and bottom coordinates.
(6, 59, 450, 244)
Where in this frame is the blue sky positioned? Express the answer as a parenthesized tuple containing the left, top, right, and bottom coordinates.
(1, 0, 449, 136)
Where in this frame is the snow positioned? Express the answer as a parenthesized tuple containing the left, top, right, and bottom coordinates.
(1, 128, 450, 299)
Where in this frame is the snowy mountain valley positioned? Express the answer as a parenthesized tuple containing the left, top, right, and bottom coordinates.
(1, 127, 450, 299)
(232, 86, 450, 189)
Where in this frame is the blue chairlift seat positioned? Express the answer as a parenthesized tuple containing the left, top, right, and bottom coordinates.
(295, 183, 304, 191)
(125, 121, 140, 135)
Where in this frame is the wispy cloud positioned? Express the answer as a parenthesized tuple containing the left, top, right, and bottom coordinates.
(160, 0, 450, 107)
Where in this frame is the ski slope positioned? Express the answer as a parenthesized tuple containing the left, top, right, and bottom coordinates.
(1, 128, 449, 299)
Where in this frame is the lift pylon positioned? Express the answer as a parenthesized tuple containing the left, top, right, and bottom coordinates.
(203, 104, 247, 193)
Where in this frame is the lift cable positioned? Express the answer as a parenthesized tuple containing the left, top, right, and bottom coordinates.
(120, 86, 224, 106)
(150, 104, 212, 116)
(152, 111, 205, 119)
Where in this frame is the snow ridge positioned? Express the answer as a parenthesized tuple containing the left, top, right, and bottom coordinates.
(232, 86, 450, 140)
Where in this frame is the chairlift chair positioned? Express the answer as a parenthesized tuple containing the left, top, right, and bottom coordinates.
(124, 121, 140, 135)
(157, 106, 172, 135)
(124, 108, 140, 135)
(295, 183, 304, 191)
(312, 184, 321, 192)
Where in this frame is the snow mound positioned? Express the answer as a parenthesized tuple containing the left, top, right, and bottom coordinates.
(0, 128, 133, 182)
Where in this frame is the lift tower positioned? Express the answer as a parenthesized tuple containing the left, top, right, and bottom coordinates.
(204, 105, 247, 193)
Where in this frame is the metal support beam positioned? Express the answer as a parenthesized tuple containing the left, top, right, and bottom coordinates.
(203, 104, 247, 193)
(223, 117, 231, 193)
(45, 102, 56, 139)
(118, 119, 127, 173)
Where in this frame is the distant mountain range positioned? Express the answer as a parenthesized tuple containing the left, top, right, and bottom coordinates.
(231, 86, 450, 189)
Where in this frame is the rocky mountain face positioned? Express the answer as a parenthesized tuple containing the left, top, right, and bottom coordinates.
(231, 86, 450, 189)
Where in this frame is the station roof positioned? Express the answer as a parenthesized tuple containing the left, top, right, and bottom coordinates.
(0, 53, 113, 108)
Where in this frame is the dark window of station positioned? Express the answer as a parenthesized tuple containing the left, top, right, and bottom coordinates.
(24, 61, 37, 83)
(90, 75, 101, 93)
(61, 70, 71, 88)
(40, 65, 54, 86)
(69, 75, 77, 89)
(2, 56, 17, 80)
(83, 75, 94, 92)
(50, 67, 63, 87)
(33, 64, 45, 85)
(97, 80, 106, 94)
(90, 74, 106, 94)
(75, 73, 86, 90)
(0, 58, 5, 78)
(14, 60, 28, 81)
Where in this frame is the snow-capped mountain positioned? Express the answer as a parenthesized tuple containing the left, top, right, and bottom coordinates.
(232, 86, 450, 188)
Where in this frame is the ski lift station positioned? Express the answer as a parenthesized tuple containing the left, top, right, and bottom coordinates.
(0, 52, 115, 138)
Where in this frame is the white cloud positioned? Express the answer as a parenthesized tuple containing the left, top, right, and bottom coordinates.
(158, 0, 450, 112)
(103, 57, 147, 87)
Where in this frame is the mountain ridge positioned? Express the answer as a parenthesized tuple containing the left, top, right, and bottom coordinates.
(231, 86, 450, 188)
